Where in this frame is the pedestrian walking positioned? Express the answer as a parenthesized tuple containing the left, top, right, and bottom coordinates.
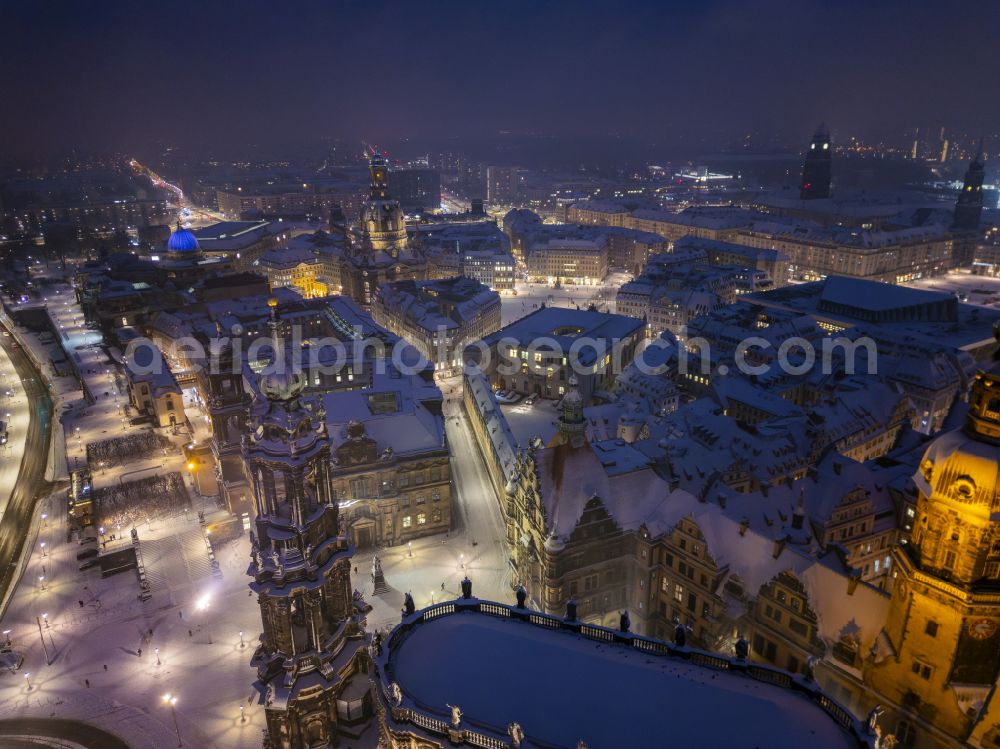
(188, 629, 193, 637)
(103, 664, 108, 671)
(137, 648, 142, 657)
(85, 679, 90, 687)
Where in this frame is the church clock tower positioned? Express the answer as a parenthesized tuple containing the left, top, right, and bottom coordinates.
(870, 370, 1000, 740)
(953, 144, 985, 232)
(244, 299, 371, 748)
(800, 124, 832, 200)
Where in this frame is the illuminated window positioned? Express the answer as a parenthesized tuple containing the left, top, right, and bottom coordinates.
(417, 513, 426, 525)
(402, 516, 412, 528)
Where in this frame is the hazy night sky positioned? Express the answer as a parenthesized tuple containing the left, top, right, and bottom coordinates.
(2, 0, 998, 158)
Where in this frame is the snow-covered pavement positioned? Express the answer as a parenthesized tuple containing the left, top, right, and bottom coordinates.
(904, 270, 1000, 307)
(501, 274, 628, 326)
(351, 376, 513, 632)
(0, 365, 514, 749)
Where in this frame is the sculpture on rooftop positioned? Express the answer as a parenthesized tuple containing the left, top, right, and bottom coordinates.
(674, 621, 687, 647)
(565, 598, 578, 621)
(461, 576, 472, 599)
(805, 655, 819, 681)
(508, 722, 525, 748)
(390, 682, 402, 707)
(619, 610, 630, 633)
(447, 704, 463, 728)
(866, 704, 884, 736)
(515, 585, 527, 608)
(372, 555, 383, 578)
(403, 592, 415, 617)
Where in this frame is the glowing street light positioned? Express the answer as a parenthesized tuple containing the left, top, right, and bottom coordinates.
(239, 630, 245, 649)
(162, 693, 182, 747)
(155, 647, 161, 665)
(39, 541, 46, 557)
(23, 672, 31, 691)
(407, 541, 413, 558)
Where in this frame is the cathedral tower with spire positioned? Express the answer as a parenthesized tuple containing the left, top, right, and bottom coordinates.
(800, 124, 832, 200)
(244, 298, 371, 747)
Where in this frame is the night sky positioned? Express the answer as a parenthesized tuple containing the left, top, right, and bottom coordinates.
(2, 0, 998, 157)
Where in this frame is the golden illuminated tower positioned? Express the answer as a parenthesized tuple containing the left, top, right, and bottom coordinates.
(870, 370, 1000, 741)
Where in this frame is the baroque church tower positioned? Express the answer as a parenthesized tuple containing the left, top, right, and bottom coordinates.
(244, 298, 371, 748)
(870, 371, 1000, 740)
(340, 149, 426, 307)
(359, 150, 407, 257)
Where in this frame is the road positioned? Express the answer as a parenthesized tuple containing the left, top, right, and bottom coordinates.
(0, 718, 131, 748)
(439, 377, 511, 596)
(0, 323, 52, 611)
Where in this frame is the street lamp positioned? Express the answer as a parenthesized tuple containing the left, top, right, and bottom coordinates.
(407, 541, 412, 558)
(39, 541, 46, 557)
(38, 575, 46, 591)
(162, 693, 182, 747)
(460, 553, 465, 570)
(2, 629, 10, 648)
(239, 630, 245, 649)
(23, 673, 31, 691)
(155, 647, 161, 665)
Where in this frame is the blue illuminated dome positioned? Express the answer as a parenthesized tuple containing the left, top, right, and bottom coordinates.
(167, 223, 199, 252)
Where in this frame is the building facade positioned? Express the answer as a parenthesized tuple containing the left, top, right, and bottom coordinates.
(371, 276, 501, 374)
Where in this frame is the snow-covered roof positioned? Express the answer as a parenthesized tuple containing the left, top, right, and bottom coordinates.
(385, 606, 867, 749)
(324, 370, 445, 458)
(484, 307, 643, 366)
